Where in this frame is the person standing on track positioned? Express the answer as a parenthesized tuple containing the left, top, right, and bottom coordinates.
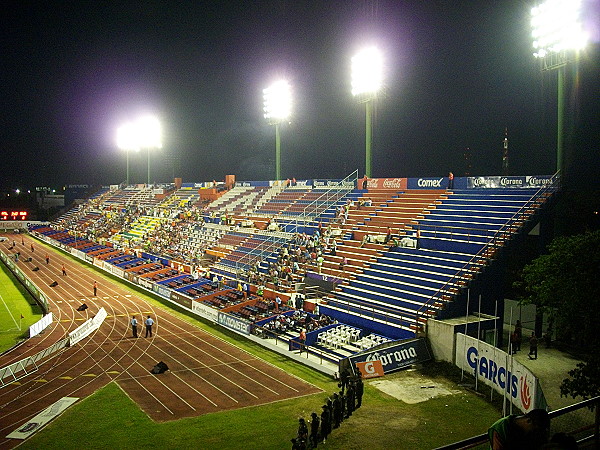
(145, 315, 154, 337)
(62, 264, 67, 276)
(45, 254, 50, 264)
(93, 281, 97, 297)
(131, 316, 138, 338)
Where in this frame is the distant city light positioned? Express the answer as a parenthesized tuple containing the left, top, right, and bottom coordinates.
(351, 47, 383, 97)
(531, 0, 588, 58)
(263, 80, 292, 125)
(15, 189, 20, 194)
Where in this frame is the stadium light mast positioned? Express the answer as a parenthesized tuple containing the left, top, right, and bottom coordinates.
(116, 116, 162, 186)
(531, 0, 587, 174)
(136, 115, 162, 186)
(263, 80, 292, 181)
(116, 122, 139, 186)
(352, 47, 383, 179)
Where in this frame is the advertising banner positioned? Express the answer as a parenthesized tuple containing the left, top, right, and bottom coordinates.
(70, 248, 85, 260)
(365, 178, 407, 190)
(347, 338, 432, 374)
(29, 313, 53, 338)
(139, 277, 154, 290)
(217, 312, 251, 335)
(7, 397, 79, 440)
(355, 360, 385, 379)
(234, 180, 273, 187)
(313, 179, 354, 189)
(110, 265, 125, 278)
(192, 300, 219, 323)
(455, 334, 537, 413)
(69, 307, 107, 346)
(153, 284, 171, 300)
(170, 291, 192, 309)
(407, 177, 447, 189)
(467, 175, 553, 189)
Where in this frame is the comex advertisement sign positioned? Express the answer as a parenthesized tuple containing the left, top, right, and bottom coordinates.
(455, 334, 537, 412)
(348, 338, 432, 375)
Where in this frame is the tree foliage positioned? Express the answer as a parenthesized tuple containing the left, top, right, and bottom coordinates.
(517, 230, 600, 400)
(560, 355, 600, 400)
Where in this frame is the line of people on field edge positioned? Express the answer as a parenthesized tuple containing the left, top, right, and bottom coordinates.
(291, 368, 363, 449)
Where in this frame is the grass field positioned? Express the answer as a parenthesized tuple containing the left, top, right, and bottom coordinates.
(0, 261, 43, 351)
(4, 244, 499, 449)
(16, 359, 497, 450)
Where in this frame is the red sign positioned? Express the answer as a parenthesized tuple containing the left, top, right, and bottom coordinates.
(356, 360, 385, 379)
(366, 178, 407, 190)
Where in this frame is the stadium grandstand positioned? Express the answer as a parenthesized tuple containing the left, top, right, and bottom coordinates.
(29, 171, 559, 371)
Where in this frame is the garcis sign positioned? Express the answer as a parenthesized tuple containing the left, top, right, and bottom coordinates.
(455, 334, 537, 412)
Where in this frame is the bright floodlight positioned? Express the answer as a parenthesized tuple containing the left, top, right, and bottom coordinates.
(117, 116, 162, 150)
(531, 0, 588, 59)
(263, 80, 292, 125)
(136, 115, 163, 149)
(351, 47, 383, 97)
(263, 80, 292, 181)
(117, 115, 162, 185)
(116, 122, 139, 151)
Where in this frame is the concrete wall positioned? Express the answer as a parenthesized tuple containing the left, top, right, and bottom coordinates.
(426, 319, 457, 363)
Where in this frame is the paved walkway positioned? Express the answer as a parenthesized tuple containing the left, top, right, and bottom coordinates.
(513, 346, 593, 434)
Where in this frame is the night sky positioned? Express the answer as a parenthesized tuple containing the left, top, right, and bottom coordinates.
(1, 1, 599, 190)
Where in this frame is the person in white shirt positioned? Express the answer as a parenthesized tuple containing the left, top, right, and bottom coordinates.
(145, 315, 154, 338)
(131, 316, 138, 338)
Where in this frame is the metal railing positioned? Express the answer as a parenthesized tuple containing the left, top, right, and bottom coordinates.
(0, 337, 69, 388)
(435, 394, 600, 449)
(323, 291, 416, 331)
(415, 172, 561, 326)
(288, 170, 358, 234)
(221, 172, 359, 281)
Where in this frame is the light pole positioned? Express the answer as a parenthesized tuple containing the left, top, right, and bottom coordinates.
(352, 47, 383, 179)
(136, 116, 162, 185)
(531, 0, 587, 174)
(116, 122, 139, 186)
(117, 116, 162, 186)
(263, 80, 292, 181)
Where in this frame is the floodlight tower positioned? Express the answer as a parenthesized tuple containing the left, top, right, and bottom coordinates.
(116, 116, 162, 186)
(502, 128, 509, 176)
(352, 47, 383, 178)
(263, 80, 292, 181)
(531, 0, 588, 174)
(116, 122, 139, 186)
(136, 116, 162, 186)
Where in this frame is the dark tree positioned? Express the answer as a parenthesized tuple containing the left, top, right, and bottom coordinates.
(517, 230, 600, 399)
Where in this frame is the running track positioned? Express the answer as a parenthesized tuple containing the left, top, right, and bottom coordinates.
(0, 234, 321, 449)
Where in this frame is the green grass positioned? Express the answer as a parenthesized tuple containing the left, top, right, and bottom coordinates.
(10, 240, 501, 449)
(18, 366, 498, 450)
(0, 260, 43, 351)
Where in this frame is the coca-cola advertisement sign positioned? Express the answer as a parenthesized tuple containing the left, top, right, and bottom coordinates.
(364, 178, 407, 189)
